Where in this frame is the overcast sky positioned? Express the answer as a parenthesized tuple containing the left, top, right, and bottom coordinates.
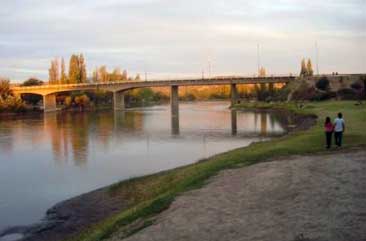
(0, 0, 365, 81)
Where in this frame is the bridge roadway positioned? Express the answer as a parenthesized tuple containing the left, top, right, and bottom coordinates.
(11, 76, 293, 112)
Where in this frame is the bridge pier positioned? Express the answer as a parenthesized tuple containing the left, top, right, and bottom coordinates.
(171, 85, 179, 135)
(113, 91, 125, 110)
(43, 93, 57, 112)
(231, 110, 237, 135)
(230, 84, 238, 106)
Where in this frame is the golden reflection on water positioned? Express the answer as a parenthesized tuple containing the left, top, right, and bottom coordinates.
(0, 103, 290, 166)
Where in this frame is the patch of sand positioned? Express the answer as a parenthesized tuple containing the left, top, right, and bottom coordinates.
(108, 150, 366, 241)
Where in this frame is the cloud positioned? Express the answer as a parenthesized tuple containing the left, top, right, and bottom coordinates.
(0, 0, 365, 81)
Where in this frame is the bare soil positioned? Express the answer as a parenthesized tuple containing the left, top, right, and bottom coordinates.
(108, 150, 366, 241)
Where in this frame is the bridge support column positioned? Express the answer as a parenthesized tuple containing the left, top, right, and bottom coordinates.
(43, 93, 57, 112)
(230, 84, 238, 106)
(113, 91, 125, 110)
(171, 85, 179, 135)
(231, 110, 237, 135)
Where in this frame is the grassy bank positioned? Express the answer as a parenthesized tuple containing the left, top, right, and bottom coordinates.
(66, 101, 366, 241)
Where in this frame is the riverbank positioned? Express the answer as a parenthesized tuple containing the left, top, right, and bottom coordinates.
(107, 148, 366, 241)
(5, 101, 365, 241)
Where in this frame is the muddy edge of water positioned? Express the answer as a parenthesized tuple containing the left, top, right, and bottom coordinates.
(0, 110, 317, 241)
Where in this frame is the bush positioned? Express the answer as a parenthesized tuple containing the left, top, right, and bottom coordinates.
(350, 81, 363, 90)
(0, 79, 12, 99)
(0, 95, 26, 113)
(292, 83, 316, 101)
(315, 77, 330, 91)
(310, 91, 336, 101)
(337, 88, 359, 100)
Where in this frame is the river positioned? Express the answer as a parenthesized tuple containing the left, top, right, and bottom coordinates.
(0, 101, 295, 234)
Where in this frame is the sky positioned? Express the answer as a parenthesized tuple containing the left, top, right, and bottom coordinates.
(0, 0, 365, 82)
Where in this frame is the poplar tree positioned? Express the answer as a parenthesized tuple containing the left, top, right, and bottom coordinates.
(69, 54, 80, 84)
(122, 70, 128, 81)
(48, 58, 59, 84)
(79, 54, 87, 83)
(92, 67, 99, 82)
(258, 67, 266, 77)
(98, 66, 109, 82)
(60, 58, 67, 84)
(135, 74, 141, 81)
(300, 58, 307, 77)
(307, 59, 314, 76)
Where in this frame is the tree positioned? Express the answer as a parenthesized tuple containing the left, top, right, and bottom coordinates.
(307, 59, 314, 76)
(98, 66, 109, 82)
(79, 54, 87, 83)
(92, 67, 99, 82)
(48, 58, 59, 84)
(315, 76, 330, 91)
(0, 78, 12, 99)
(74, 94, 90, 111)
(122, 70, 128, 81)
(135, 73, 141, 81)
(300, 58, 307, 77)
(21, 78, 43, 86)
(60, 58, 67, 84)
(69, 54, 80, 84)
(64, 96, 72, 107)
(110, 68, 122, 82)
(258, 67, 266, 77)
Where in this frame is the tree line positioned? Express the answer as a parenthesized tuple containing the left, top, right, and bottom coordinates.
(49, 54, 141, 84)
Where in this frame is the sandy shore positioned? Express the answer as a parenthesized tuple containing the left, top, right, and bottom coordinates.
(107, 150, 366, 241)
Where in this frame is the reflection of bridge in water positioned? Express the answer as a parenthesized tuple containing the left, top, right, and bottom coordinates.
(11, 76, 293, 138)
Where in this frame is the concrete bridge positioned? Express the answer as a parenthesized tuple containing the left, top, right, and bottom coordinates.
(11, 76, 293, 112)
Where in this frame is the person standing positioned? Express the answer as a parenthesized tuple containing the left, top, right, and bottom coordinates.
(324, 117, 334, 149)
(334, 112, 345, 147)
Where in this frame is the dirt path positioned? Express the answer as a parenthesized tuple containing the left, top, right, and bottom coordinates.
(108, 150, 366, 241)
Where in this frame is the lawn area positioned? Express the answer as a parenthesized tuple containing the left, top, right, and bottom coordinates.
(66, 101, 366, 241)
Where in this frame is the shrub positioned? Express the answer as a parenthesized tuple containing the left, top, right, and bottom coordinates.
(0, 79, 12, 99)
(350, 81, 363, 90)
(0, 95, 26, 113)
(315, 77, 330, 91)
(337, 88, 359, 100)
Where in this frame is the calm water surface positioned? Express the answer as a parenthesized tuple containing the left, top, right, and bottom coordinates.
(0, 101, 295, 232)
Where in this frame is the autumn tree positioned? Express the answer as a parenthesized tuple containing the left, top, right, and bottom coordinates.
(122, 70, 128, 80)
(0, 78, 12, 99)
(258, 67, 266, 77)
(92, 67, 99, 82)
(98, 66, 109, 82)
(110, 68, 122, 81)
(69, 54, 80, 84)
(49, 58, 59, 84)
(79, 54, 87, 83)
(307, 59, 314, 76)
(300, 58, 314, 77)
(60, 58, 68, 84)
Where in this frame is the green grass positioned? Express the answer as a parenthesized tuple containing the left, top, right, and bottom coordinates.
(65, 101, 366, 241)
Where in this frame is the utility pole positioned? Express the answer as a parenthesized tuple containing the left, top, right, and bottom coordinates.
(145, 71, 147, 81)
(208, 60, 212, 79)
(315, 41, 319, 75)
(257, 43, 261, 76)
